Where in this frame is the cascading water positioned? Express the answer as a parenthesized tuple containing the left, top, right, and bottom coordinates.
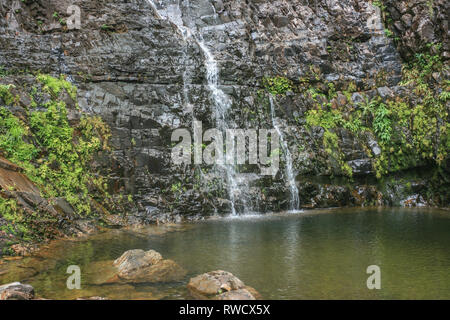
(269, 96, 300, 211)
(145, 0, 245, 215)
(196, 40, 243, 215)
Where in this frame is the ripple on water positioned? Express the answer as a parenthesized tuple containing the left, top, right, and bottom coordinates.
(1, 207, 449, 300)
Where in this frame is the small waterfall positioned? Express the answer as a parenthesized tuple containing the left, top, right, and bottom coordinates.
(146, 0, 244, 215)
(196, 40, 242, 215)
(269, 96, 300, 211)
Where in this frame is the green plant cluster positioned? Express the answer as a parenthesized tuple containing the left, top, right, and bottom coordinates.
(36, 74, 77, 101)
(0, 197, 31, 243)
(0, 84, 17, 105)
(263, 76, 293, 96)
(0, 75, 111, 218)
(305, 44, 449, 179)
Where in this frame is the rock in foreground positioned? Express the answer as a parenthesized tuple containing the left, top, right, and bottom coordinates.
(112, 249, 186, 283)
(187, 270, 260, 300)
(0, 282, 34, 300)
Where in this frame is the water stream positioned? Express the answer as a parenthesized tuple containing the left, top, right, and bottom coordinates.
(269, 96, 300, 210)
(146, 0, 247, 215)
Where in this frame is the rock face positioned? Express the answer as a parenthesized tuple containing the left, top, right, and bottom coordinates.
(187, 270, 260, 300)
(0, 152, 99, 256)
(0, 0, 448, 231)
(381, 0, 449, 59)
(0, 282, 34, 300)
(112, 249, 186, 283)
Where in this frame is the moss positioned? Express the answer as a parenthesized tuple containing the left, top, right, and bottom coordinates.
(0, 84, 16, 105)
(304, 43, 448, 180)
(0, 75, 111, 217)
(263, 76, 293, 96)
(36, 74, 77, 101)
(0, 108, 38, 162)
(0, 197, 31, 241)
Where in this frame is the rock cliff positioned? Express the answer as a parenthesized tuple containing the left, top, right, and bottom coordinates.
(0, 0, 448, 252)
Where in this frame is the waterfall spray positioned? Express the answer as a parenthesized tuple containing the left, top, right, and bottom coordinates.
(269, 96, 300, 211)
(145, 0, 244, 215)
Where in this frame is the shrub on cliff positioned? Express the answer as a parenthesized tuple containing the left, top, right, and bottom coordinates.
(0, 75, 124, 254)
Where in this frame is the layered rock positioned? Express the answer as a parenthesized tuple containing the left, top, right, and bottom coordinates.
(381, 0, 449, 60)
(0, 0, 448, 229)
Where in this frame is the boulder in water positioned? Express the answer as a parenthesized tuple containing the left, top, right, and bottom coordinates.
(111, 249, 186, 283)
(0, 282, 34, 300)
(187, 270, 260, 300)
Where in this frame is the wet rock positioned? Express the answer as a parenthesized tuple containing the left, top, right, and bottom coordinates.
(0, 0, 447, 229)
(187, 270, 260, 300)
(111, 249, 186, 283)
(377, 86, 393, 99)
(348, 159, 373, 175)
(0, 282, 34, 300)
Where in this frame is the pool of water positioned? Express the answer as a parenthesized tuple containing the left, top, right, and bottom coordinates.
(1, 207, 449, 299)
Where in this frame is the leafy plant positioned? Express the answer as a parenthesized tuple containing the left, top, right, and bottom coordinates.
(263, 76, 293, 96)
(372, 101, 391, 143)
(1, 75, 110, 217)
(0, 108, 37, 162)
(0, 84, 16, 105)
(36, 74, 77, 100)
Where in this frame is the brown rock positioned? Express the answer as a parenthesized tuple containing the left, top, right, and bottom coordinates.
(0, 282, 34, 300)
(111, 249, 186, 283)
(187, 270, 260, 300)
(216, 288, 256, 300)
(244, 285, 263, 300)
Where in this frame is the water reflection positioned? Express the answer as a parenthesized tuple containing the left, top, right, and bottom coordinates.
(0, 208, 449, 299)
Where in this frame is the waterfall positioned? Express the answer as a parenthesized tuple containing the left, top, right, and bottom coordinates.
(269, 96, 300, 211)
(196, 41, 243, 215)
(145, 0, 244, 215)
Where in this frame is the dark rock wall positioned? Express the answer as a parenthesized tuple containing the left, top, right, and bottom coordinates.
(382, 0, 449, 60)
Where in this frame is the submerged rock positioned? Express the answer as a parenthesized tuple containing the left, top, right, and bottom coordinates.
(187, 270, 260, 300)
(0, 282, 34, 300)
(111, 249, 186, 283)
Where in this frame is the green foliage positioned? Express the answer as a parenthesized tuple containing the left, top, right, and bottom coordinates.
(305, 104, 353, 177)
(372, 100, 391, 143)
(0, 108, 37, 162)
(0, 75, 110, 217)
(101, 24, 114, 32)
(0, 66, 7, 77)
(0, 197, 31, 240)
(372, 0, 386, 11)
(402, 44, 444, 83)
(384, 29, 393, 38)
(304, 44, 449, 179)
(306, 108, 343, 130)
(36, 74, 77, 100)
(171, 182, 182, 193)
(26, 101, 108, 214)
(263, 76, 293, 96)
(0, 84, 16, 105)
(426, 0, 434, 17)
